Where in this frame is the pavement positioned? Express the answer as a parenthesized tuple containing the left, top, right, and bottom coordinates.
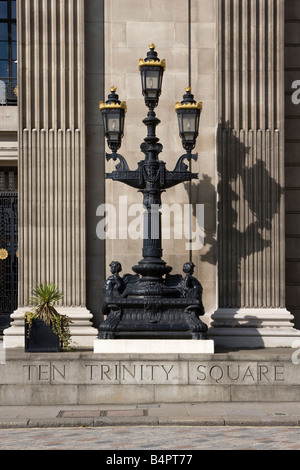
(1, 401, 300, 428)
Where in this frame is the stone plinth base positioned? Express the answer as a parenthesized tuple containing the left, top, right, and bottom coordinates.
(94, 339, 214, 354)
(0, 348, 300, 405)
(210, 308, 300, 348)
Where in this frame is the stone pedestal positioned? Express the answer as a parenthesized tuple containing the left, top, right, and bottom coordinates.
(94, 339, 214, 354)
(210, 308, 300, 348)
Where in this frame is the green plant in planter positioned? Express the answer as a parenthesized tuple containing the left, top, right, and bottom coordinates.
(24, 283, 72, 351)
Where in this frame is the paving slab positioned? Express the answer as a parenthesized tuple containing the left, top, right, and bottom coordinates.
(0, 402, 299, 428)
(158, 416, 225, 426)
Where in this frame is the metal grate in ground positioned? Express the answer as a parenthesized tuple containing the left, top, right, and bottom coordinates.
(57, 409, 148, 418)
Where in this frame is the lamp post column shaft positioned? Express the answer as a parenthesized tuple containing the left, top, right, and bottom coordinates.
(142, 209, 162, 260)
(132, 106, 171, 280)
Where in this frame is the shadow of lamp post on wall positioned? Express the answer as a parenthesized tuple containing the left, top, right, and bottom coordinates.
(98, 45, 208, 341)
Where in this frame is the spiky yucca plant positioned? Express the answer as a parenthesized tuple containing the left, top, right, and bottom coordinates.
(24, 283, 72, 350)
(29, 283, 64, 323)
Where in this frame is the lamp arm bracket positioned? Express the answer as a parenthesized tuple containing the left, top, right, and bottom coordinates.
(106, 152, 131, 172)
(173, 152, 198, 172)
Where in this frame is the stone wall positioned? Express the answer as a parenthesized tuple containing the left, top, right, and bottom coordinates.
(3, 0, 300, 349)
(1, 349, 299, 404)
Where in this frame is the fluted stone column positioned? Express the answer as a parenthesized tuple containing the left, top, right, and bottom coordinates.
(4, 0, 97, 348)
(210, 0, 300, 347)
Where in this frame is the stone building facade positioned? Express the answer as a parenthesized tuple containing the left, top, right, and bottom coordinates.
(1, 0, 300, 349)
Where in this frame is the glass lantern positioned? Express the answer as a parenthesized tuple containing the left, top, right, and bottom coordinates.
(139, 44, 166, 109)
(175, 87, 202, 153)
(99, 87, 127, 153)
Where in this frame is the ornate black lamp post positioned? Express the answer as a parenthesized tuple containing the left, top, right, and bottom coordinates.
(98, 45, 208, 340)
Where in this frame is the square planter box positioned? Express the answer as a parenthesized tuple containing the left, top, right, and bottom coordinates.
(25, 319, 61, 352)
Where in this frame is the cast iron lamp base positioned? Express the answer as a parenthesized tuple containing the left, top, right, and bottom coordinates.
(98, 261, 208, 340)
